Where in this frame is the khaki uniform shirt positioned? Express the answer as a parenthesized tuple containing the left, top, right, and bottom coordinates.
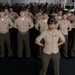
(10, 11, 19, 19)
(14, 16, 34, 34)
(28, 12, 35, 20)
(67, 13, 73, 23)
(71, 21, 75, 28)
(55, 15, 62, 22)
(25, 15, 34, 23)
(35, 19, 48, 33)
(0, 17, 13, 34)
(68, 14, 75, 23)
(67, 13, 73, 17)
(35, 12, 42, 20)
(5, 14, 15, 22)
(36, 29, 65, 54)
(56, 19, 72, 35)
(35, 16, 43, 23)
(67, 15, 75, 29)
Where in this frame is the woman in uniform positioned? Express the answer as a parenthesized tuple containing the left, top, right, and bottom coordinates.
(35, 15, 65, 75)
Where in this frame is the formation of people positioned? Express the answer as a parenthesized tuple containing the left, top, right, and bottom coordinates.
(0, 2, 75, 75)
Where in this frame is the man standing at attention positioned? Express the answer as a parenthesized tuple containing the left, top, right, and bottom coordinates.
(56, 12, 72, 58)
(14, 9, 34, 58)
(0, 9, 13, 58)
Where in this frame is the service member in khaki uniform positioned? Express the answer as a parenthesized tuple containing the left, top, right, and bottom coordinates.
(0, 10, 13, 58)
(26, 9, 35, 20)
(67, 14, 74, 23)
(9, 7, 19, 20)
(67, 8, 73, 19)
(35, 12, 49, 33)
(14, 10, 34, 58)
(23, 7, 34, 23)
(55, 9, 63, 22)
(4, 8, 15, 22)
(4, 7, 18, 53)
(35, 9, 44, 21)
(35, 16, 43, 23)
(56, 12, 72, 58)
(35, 12, 49, 58)
(35, 15, 65, 75)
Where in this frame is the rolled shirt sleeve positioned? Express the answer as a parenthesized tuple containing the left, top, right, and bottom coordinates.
(36, 31, 46, 42)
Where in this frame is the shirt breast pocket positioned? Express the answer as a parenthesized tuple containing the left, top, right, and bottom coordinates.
(24, 22, 28, 25)
(24, 22, 28, 24)
(54, 35, 59, 41)
(24, 22, 30, 28)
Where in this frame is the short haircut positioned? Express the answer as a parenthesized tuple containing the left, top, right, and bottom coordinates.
(21, 6, 28, 11)
(42, 10, 48, 15)
(58, 8, 63, 12)
(20, 9, 25, 12)
(62, 11, 68, 16)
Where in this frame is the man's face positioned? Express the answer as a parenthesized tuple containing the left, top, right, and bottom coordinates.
(4, 9, 9, 14)
(68, 9, 71, 13)
(62, 14, 67, 19)
(58, 11, 62, 16)
(0, 12, 5, 17)
(20, 11, 25, 17)
(25, 10, 28, 15)
(9, 8, 13, 12)
(43, 14, 48, 19)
